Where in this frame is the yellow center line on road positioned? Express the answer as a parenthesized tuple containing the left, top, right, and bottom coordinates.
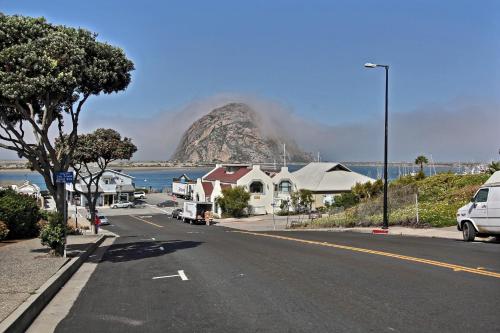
(129, 215, 164, 228)
(232, 231, 500, 279)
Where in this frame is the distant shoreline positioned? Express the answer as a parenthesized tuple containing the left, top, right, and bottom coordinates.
(0, 166, 213, 173)
(0, 161, 482, 172)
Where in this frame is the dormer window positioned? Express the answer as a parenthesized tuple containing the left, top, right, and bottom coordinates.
(249, 181, 264, 194)
(279, 180, 292, 193)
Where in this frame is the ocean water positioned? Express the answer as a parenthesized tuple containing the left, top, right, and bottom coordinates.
(0, 164, 458, 192)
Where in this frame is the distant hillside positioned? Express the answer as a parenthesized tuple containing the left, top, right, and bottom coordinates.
(171, 103, 312, 163)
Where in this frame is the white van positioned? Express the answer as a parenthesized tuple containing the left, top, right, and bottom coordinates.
(456, 171, 500, 241)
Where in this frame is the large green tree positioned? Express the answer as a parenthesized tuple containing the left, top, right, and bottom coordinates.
(57, 128, 137, 233)
(0, 15, 134, 214)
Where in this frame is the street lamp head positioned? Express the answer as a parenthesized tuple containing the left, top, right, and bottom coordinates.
(364, 62, 378, 68)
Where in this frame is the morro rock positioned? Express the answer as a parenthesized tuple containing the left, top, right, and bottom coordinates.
(171, 103, 311, 163)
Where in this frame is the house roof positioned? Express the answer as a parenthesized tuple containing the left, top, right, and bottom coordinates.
(75, 183, 135, 193)
(293, 162, 375, 192)
(77, 167, 134, 179)
(0, 180, 40, 192)
(202, 182, 214, 197)
(203, 166, 252, 184)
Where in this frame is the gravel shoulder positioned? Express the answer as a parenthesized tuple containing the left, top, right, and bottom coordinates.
(0, 238, 66, 322)
(0, 234, 102, 323)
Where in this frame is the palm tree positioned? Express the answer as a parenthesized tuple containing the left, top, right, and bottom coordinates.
(415, 155, 428, 173)
(488, 161, 500, 174)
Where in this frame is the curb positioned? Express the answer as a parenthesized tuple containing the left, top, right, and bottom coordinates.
(0, 235, 107, 333)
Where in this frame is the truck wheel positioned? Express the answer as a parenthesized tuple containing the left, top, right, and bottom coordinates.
(462, 221, 476, 242)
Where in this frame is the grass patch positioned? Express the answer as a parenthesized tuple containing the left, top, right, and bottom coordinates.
(304, 173, 488, 229)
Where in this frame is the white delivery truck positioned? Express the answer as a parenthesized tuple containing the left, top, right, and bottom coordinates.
(172, 182, 189, 197)
(183, 201, 214, 225)
(456, 171, 500, 241)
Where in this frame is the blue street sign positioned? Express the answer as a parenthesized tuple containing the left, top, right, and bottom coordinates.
(56, 172, 74, 184)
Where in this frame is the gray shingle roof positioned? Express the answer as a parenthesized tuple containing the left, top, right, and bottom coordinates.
(292, 162, 375, 192)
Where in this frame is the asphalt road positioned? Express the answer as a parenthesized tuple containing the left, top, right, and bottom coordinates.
(54, 215, 500, 333)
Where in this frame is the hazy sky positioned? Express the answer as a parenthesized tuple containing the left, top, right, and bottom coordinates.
(1, 0, 499, 162)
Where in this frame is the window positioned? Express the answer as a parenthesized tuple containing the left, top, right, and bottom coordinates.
(279, 180, 292, 193)
(474, 189, 489, 203)
(249, 181, 264, 194)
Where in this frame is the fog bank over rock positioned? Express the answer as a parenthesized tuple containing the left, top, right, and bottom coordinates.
(52, 94, 500, 163)
(171, 102, 312, 163)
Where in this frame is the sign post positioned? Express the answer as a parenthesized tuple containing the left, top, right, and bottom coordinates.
(56, 172, 74, 258)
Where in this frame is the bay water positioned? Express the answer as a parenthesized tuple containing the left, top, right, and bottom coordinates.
(0, 164, 458, 192)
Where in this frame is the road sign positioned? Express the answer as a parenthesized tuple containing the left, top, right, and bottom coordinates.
(56, 172, 74, 184)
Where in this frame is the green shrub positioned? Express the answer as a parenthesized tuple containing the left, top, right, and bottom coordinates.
(0, 189, 40, 238)
(305, 173, 488, 229)
(333, 192, 359, 209)
(39, 212, 65, 254)
(216, 186, 250, 217)
(0, 221, 9, 240)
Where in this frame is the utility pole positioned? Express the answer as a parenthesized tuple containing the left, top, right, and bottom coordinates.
(283, 143, 287, 167)
(364, 62, 390, 229)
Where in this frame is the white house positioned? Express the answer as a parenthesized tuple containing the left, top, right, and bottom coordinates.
(193, 164, 276, 216)
(292, 162, 376, 208)
(271, 166, 299, 210)
(66, 168, 135, 207)
(0, 180, 41, 199)
(192, 162, 376, 215)
(235, 165, 275, 215)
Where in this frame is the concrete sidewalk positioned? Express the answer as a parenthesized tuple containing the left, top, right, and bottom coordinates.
(215, 214, 309, 231)
(214, 215, 495, 241)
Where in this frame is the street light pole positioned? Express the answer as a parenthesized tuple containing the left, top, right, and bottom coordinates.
(365, 62, 390, 229)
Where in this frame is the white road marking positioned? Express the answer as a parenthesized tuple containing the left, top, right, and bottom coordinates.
(178, 270, 189, 281)
(139, 215, 153, 218)
(151, 237, 156, 241)
(159, 246, 164, 251)
(152, 270, 189, 281)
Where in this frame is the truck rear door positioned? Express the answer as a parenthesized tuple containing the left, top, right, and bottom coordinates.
(470, 188, 489, 230)
(486, 187, 500, 230)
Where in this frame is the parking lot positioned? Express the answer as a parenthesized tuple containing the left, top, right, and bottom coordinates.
(71, 192, 186, 220)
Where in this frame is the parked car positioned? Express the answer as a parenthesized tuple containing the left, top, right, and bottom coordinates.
(157, 200, 178, 208)
(98, 214, 109, 225)
(111, 201, 135, 209)
(457, 182, 500, 241)
(134, 191, 146, 199)
(171, 208, 182, 220)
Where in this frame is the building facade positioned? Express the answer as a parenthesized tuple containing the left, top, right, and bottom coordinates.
(292, 162, 376, 208)
(66, 168, 135, 207)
